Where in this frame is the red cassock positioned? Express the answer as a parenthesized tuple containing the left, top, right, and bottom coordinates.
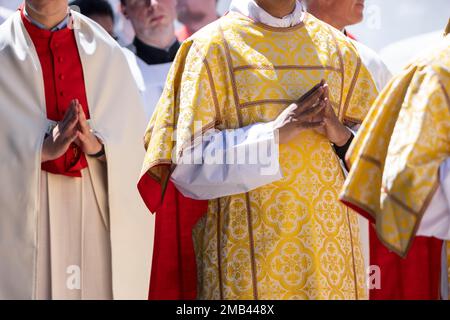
(22, 9, 90, 178)
(138, 168, 208, 300)
(344, 200, 443, 300)
(369, 225, 443, 300)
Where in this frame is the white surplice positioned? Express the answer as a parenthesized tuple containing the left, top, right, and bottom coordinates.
(0, 6, 12, 25)
(124, 46, 172, 121)
(350, 40, 392, 92)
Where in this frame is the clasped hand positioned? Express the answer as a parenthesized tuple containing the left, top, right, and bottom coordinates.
(274, 80, 351, 146)
(41, 99, 103, 162)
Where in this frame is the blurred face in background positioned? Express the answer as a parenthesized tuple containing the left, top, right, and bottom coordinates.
(89, 14, 115, 37)
(306, 0, 365, 28)
(121, 0, 177, 33)
(176, 0, 215, 25)
(328, 0, 365, 26)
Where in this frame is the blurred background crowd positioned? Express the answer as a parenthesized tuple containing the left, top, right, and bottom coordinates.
(1, 0, 449, 74)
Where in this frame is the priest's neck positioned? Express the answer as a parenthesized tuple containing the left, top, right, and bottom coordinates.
(24, 1, 68, 31)
(254, 0, 297, 19)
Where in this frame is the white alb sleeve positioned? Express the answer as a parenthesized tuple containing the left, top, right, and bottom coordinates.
(417, 158, 450, 240)
(171, 121, 283, 200)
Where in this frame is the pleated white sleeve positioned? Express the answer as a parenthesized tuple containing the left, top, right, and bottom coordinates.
(417, 158, 450, 240)
(170, 122, 283, 200)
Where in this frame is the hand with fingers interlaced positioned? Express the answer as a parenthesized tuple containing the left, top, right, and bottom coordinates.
(274, 80, 353, 146)
(273, 81, 326, 144)
(313, 83, 353, 147)
(41, 99, 104, 163)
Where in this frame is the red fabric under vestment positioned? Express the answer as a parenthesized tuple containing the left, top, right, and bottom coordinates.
(138, 169, 208, 299)
(369, 224, 443, 300)
(22, 9, 90, 178)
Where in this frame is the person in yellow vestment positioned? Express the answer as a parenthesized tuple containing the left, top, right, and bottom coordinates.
(304, 0, 393, 297)
(139, 0, 378, 300)
(341, 20, 450, 299)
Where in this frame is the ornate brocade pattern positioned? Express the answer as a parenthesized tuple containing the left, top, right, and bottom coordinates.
(341, 37, 450, 256)
(142, 13, 378, 299)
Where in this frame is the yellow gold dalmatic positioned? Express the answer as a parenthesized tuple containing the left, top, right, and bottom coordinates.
(341, 24, 450, 258)
(142, 12, 378, 299)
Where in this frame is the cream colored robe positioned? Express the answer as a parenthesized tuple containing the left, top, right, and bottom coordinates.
(0, 11, 153, 299)
(36, 165, 112, 300)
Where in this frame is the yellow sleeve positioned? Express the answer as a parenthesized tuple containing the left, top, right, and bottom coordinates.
(141, 40, 192, 181)
(380, 67, 450, 254)
(346, 65, 417, 167)
(173, 41, 226, 159)
(381, 67, 450, 235)
(141, 35, 230, 182)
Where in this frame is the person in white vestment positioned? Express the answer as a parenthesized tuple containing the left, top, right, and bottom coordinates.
(120, 0, 180, 119)
(0, 5, 13, 25)
(0, 0, 152, 300)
